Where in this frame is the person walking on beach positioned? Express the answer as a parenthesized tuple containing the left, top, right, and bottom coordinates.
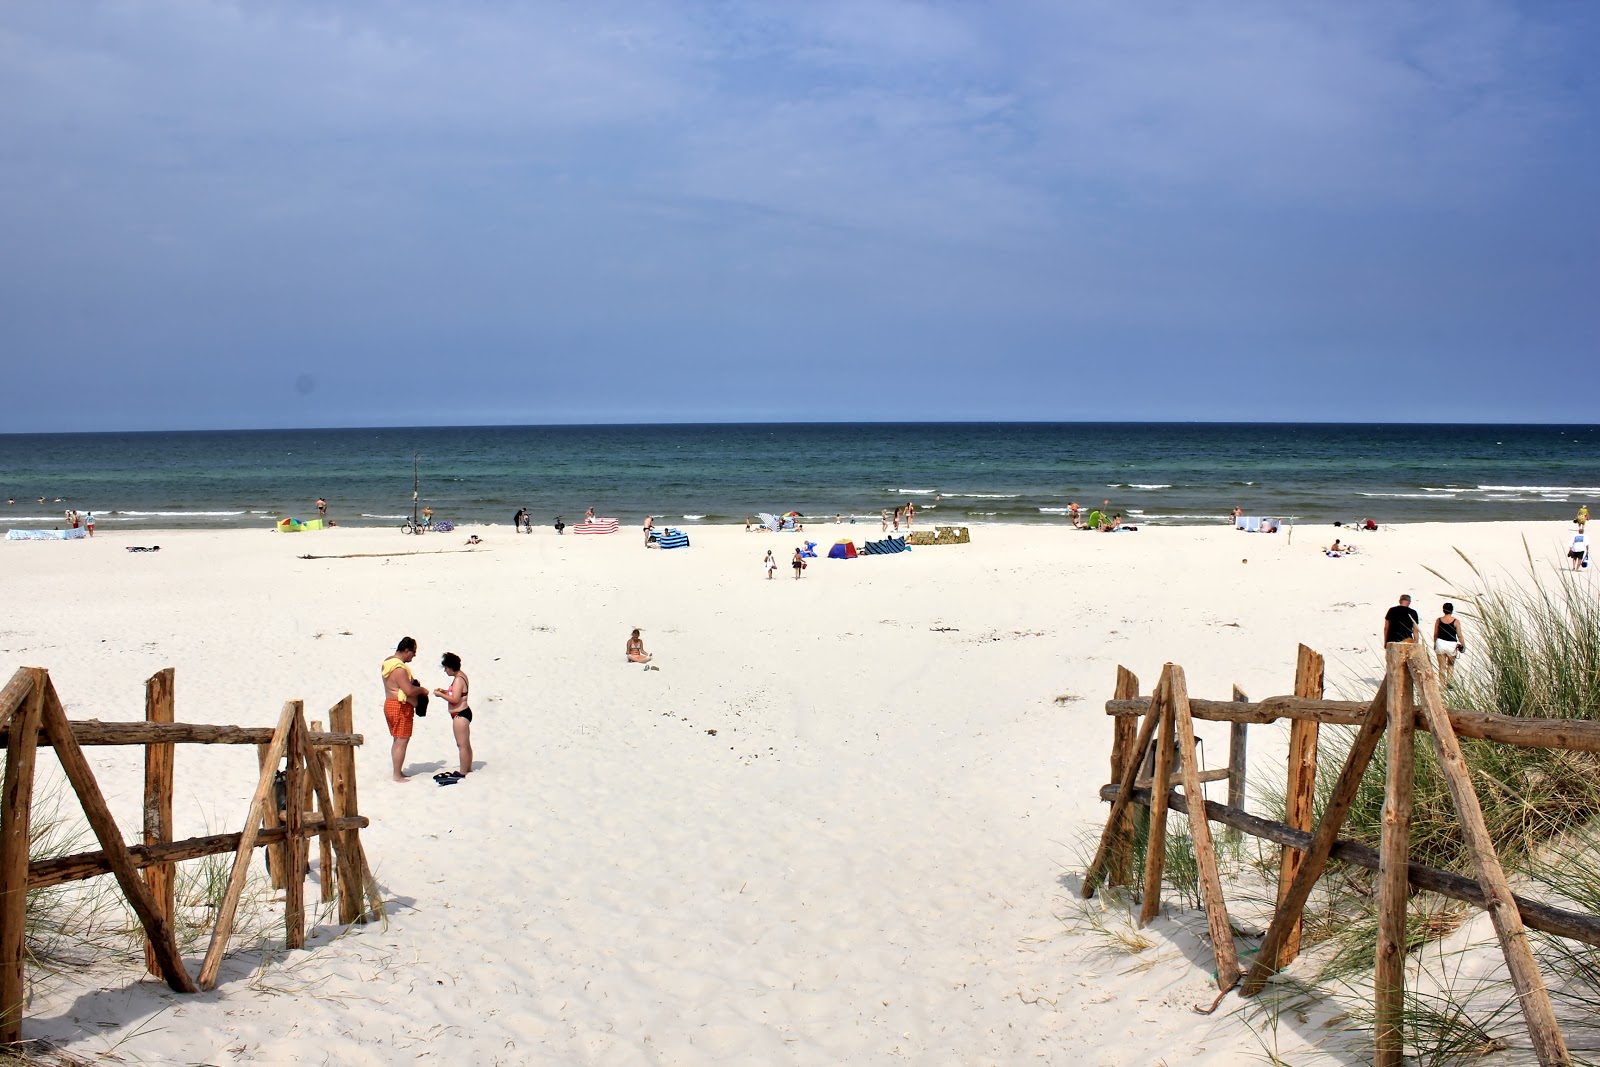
(316, 497, 328, 521)
(1577, 505, 1589, 533)
(905, 501, 916, 529)
(433, 652, 472, 778)
(380, 637, 430, 783)
(792, 547, 804, 579)
(85, 511, 95, 537)
(1383, 594, 1420, 646)
(1433, 604, 1464, 686)
(643, 515, 656, 546)
(1569, 531, 1589, 572)
(881, 509, 889, 534)
(764, 549, 776, 579)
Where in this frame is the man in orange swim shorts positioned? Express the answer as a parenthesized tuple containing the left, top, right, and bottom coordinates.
(380, 636, 429, 782)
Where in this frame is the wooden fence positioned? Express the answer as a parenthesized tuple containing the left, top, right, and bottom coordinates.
(0, 666, 384, 1043)
(1082, 642, 1599, 1067)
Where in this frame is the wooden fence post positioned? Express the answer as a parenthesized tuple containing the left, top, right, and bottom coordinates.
(1275, 645, 1324, 967)
(328, 696, 367, 924)
(311, 721, 336, 904)
(1226, 685, 1248, 845)
(142, 668, 176, 978)
(1169, 666, 1241, 991)
(0, 669, 44, 1044)
(1108, 667, 1140, 887)
(1375, 642, 1415, 1067)
(257, 743, 286, 891)
(283, 701, 306, 950)
(1083, 678, 1169, 899)
(1139, 668, 1176, 927)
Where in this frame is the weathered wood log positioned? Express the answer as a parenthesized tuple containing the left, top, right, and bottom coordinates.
(1137, 767, 1232, 789)
(142, 669, 177, 979)
(1276, 645, 1324, 968)
(0, 669, 45, 1043)
(1140, 671, 1176, 926)
(0, 668, 34, 736)
(1242, 681, 1390, 996)
(39, 678, 196, 994)
(1107, 667, 1140, 887)
(1407, 645, 1571, 1065)
(1082, 675, 1168, 899)
(0, 721, 362, 748)
(199, 702, 297, 990)
(1099, 782, 1600, 948)
(27, 815, 371, 889)
(1171, 666, 1240, 991)
(1375, 642, 1415, 1067)
(1105, 695, 1600, 754)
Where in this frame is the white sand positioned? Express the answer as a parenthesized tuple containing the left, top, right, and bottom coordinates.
(1, 518, 1582, 1064)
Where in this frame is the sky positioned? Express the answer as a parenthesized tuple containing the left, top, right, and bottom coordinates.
(2, 1, 1597, 432)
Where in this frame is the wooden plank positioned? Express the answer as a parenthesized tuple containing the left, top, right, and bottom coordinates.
(1104, 695, 1600, 754)
(1375, 642, 1414, 1067)
(1226, 684, 1248, 845)
(28, 815, 370, 889)
(1107, 666, 1140, 887)
(1406, 645, 1570, 1064)
(328, 696, 366, 925)
(1140, 669, 1176, 927)
(197, 701, 297, 991)
(0, 669, 43, 1043)
(1276, 644, 1324, 967)
(37, 678, 196, 994)
(1137, 767, 1231, 789)
(1241, 679, 1389, 995)
(1169, 666, 1241, 991)
(1101, 781, 1600, 949)
(0, 668, 35, 736)
(1081, 675, 1168, 899)
(0, 721, 363, 747)
(283, 702, 306, 950)
(312, 721, 335, 904)
(141, 668, 177, 979)
(257, 743, 286, 891)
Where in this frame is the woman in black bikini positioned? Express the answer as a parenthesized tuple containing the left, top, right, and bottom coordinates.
(434, 652, 473, 778)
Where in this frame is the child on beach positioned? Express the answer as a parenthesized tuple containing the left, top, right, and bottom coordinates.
(764, 550, 776, 579)
(433, 652, 472, 778)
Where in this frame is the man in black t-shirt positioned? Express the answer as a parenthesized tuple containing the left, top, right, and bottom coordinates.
(1383, 594, 1420, 645)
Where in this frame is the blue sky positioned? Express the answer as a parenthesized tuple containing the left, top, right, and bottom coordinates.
(2, 1, 1596, 431)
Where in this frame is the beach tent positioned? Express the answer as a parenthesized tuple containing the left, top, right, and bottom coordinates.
(1085, 510, 1104, 530)
(656, 528, 690, 549)
(828, 540, 857, 559)
(573, 517, 620, 535)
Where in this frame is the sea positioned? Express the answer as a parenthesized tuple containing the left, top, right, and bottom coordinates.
(0, 423, 1594, 533)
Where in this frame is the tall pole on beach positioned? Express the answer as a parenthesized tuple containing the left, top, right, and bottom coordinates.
(412, 453, 419, 528)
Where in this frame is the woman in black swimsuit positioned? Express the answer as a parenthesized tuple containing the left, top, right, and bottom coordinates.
(1432, 603, 1464, 687)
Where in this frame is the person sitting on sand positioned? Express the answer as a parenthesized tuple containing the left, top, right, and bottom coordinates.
(1326, 539, 1345, 557)
(584, 507, 595, 525)
(1362, 517, 1378, 531)
(465, 534, 482, 545)
(626, 628, 654, 666)
(433, 652, 473, 777)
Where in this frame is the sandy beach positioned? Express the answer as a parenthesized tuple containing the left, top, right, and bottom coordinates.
(1, 518, 1583, 1064)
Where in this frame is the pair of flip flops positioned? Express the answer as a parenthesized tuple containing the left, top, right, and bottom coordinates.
(433, 771, 464, 786)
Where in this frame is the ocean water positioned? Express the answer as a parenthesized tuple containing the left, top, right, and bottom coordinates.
(0, 423, 1594, 532)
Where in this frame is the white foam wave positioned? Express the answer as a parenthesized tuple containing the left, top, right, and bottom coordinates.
(1111, 484, 1174, 490)
(943, 493, 1020, 499)
(888, 489, 938, 495)
(682, 514, 705, 520)
(1477, 485, 1600, 494)
(119, 510, 246, 517)
(1037, 507, 1072, 514)
(1359, 493, 1450, 499)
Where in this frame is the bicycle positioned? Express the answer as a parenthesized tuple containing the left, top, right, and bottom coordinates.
(400, 518, 427, 535)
